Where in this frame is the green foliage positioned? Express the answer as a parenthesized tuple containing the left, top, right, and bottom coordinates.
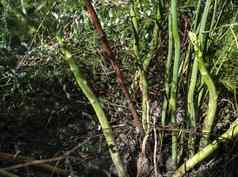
(212, 26, 238, 91)
(0, 2, 8, 48)
(1, 1, 238, 177)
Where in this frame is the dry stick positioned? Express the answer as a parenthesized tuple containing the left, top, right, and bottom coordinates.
(84, 0, 143, 132)
(1, 156, 65, 171)
(172, 119, 238, 177)
(0, 170, 20, 177)
(0, 152, 67, 176)
(0, 137, 95, 175)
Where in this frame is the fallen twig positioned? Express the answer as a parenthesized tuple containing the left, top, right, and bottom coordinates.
(0, 170, 20, 177)
(0, 152, 67, 175)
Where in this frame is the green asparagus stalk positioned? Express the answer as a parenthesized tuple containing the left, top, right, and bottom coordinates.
(168, 0, 181, 166)
(161, 14, 172, 126)
(57, 36, 128, 177)
(173, 119, 238, 177)
(186, 0, 202, 155)
(187, 53, 198, 156)
(187, 0, 214, 151)
(189, 32, 218, 148)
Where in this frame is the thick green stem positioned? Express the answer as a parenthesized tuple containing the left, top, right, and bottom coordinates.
(187, 54, 198, 156)
(198, 61, 217, 147)
(162, 14, 172, 126)
(187, 0, 204, 129)
(188, 0, 211, 114)
(57, 37, 128, 177)
(169, 0, 181, 166)
(187, 0, 213, 151)
(173, 119, 238, 177)
(186, 0, 204, 156)
(189, 32, 218, 148)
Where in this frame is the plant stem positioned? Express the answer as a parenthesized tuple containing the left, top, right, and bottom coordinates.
(130, 3, 148, 131)
(195, 0, 213, 109)
(57, 37, 128, 177)
(84, 0, 143, 132)
(186, 0, 203, 156)
(187, 51, 198, 156)
(172, 119, 238, 177)
(199, 0, 212, 50)
(130, 4, 140, 60)
(140, 70, 150, 131)
(143, 4, 161, 71)
(187, 0, 214, 151)
(169, 0, 181, 167)
(209, 0, 217, 35)
(142, 4, 160, 131)
(162, 14, 172, 126)
(189, 32, 218, 148)
(130, 1, 160, 132)
(192, 0, 202, 30)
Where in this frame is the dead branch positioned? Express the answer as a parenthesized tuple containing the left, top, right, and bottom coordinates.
(84, 0, 143, 133)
